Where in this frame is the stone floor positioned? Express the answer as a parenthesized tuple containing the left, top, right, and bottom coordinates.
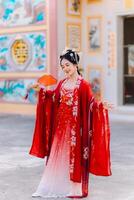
(0, 114, 134, 200)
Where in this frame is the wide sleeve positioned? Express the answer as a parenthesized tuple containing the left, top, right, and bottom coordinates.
(89, 102, 112, 176)
(29, 88, 54, 158)
(29, 80, 64, 159)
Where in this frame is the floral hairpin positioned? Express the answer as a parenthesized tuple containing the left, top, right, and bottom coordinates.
(70, 53, 74, 57)
(60, 47, 83, 65)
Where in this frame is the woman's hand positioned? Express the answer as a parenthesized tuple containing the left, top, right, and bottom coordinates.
(29, 83, 41, 92)
(31, 83, 46, 100)
(102, 101, 114, 110)
(24, 83, 46, 100)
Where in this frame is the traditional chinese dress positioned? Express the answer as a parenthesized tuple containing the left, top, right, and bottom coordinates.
(30, 76, 112, 198)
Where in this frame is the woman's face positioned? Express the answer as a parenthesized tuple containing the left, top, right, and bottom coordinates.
(60, 58, 77, 78)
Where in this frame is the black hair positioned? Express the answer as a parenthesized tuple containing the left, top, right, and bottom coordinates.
(60, 49, 81, 75)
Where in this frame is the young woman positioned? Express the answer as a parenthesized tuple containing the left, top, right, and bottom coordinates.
(29, 49, 112, 199)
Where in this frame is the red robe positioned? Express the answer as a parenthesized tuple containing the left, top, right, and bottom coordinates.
(29, 78, 112, 198)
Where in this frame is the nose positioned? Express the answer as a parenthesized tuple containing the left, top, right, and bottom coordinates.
(62, 65, 68, 71)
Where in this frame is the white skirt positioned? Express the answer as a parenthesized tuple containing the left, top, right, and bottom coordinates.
(32, 123, 82, 198)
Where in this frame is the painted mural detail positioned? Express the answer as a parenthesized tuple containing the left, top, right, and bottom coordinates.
(0, 0, 46, 27)
(11, 39, 29, 65)
(107, 31, 116, 69)
(87, 16, 102, 53)
(0, 79, 38, 104)
(67, 0, 81, 17)
(0, 32, 47, 72)
(87, 66, 103, 101)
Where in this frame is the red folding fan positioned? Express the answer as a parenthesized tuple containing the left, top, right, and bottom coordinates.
(37, 74, 57, 86)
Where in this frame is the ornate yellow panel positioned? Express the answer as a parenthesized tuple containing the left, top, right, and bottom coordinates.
(11, 39, 28, 65)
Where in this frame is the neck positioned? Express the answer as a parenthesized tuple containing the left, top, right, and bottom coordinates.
(68, 71, 79, 82)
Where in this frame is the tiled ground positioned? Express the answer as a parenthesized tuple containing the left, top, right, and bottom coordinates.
(0, 114, 134, 200)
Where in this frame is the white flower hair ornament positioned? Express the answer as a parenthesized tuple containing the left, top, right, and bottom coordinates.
(60, 47, 83, 66)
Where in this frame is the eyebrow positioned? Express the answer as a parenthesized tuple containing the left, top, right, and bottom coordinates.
(61, 62, 69, 66)
(62, 62, 69, 65)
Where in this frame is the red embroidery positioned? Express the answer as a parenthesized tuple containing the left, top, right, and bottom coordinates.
(56, 77, 82, 177)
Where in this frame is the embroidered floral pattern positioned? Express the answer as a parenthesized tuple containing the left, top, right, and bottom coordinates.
(60, 89, 74, 106)
(70, 158, 75, 173)
(60, 77, 82, 174)
(57, 76, 82, 176)
(89, 130, 92, 137)
(83, 147, 89, 160)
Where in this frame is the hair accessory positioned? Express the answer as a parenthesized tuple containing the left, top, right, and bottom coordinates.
(61, 47, 70, 55)
(60, 47, 83, 65)
(70, 53, 74, 57)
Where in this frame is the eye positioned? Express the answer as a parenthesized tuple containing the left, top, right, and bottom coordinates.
(61, 65, 65, 69)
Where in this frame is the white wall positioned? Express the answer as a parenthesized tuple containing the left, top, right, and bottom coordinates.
(57, 0, 134, 106)
(57, 0, 82, 80)
(82, 0, 120, 105)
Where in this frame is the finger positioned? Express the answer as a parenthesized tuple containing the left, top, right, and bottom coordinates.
(103, 105, 113, 110)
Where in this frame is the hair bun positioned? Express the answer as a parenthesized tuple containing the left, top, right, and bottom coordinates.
(59, 48, 80, 66)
